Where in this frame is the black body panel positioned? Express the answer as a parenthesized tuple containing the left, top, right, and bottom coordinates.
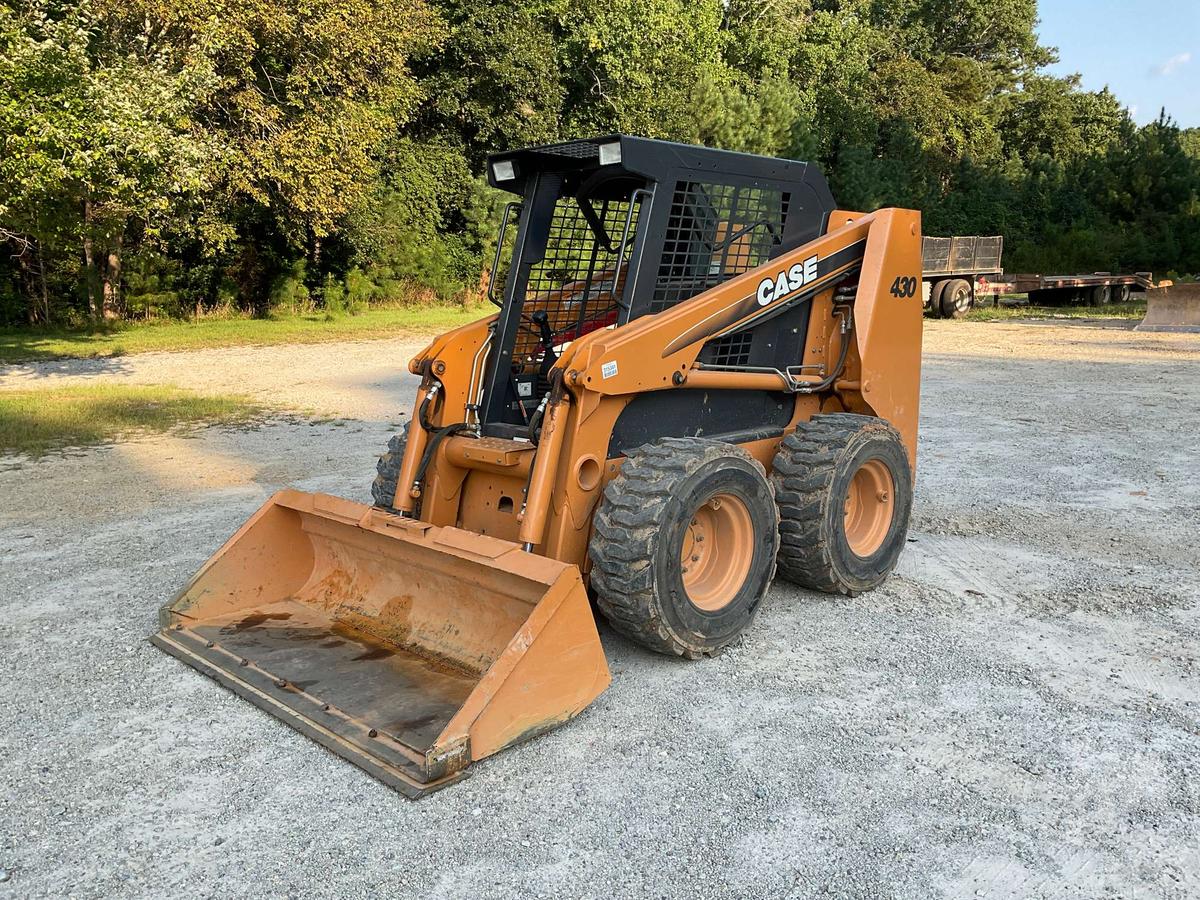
(607, 389, 792, 458)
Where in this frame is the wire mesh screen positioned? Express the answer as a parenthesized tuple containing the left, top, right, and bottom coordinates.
(651, 181, 790, 314)
(705, 331, 755, 367)
(513, 197, 638, 374)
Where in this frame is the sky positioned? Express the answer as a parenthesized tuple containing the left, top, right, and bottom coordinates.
(1036, 0, 1200, 127)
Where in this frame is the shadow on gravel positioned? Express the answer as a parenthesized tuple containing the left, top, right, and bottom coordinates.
(0, 353, 137, 380)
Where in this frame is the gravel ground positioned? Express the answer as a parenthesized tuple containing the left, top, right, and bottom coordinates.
(1, 321, 1198, 899)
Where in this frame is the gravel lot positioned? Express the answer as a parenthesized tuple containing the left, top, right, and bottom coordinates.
(1, 321, 1198, 899)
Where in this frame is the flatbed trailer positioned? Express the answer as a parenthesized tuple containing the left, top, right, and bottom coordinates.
(921, 235, 1155, 318)
(979, 272, 1156, 305)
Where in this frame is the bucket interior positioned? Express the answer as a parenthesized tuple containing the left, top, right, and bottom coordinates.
(190, 602, 478, 750)
(166, 499, 553, 757)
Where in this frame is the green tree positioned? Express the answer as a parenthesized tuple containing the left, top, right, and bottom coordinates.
(3, 0, 1198, 324)
(557, 0, 729, 138)
(0, 1, 214, 321)
(86, 0, 444, 311)
(410, 0, 563, 159)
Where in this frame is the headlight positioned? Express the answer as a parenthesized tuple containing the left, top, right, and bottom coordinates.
(491, 159, 516, 181)
(598, 141, 622, 166)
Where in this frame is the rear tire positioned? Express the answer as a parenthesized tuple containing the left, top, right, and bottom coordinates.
(1111, 284, 1131, 304)
(588, 438, 779, 658)
(939, 279, 973, 318)
(371, 422, 411, 513)
(772, 414, 912, 595)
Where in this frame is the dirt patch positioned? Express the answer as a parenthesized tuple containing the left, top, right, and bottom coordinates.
(1, 320, 1197, 898)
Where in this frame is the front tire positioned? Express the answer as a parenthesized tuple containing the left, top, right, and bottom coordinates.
(588, 438, 779, 658)
(772, 414, 913, 595)
(371, 423, 411, 513)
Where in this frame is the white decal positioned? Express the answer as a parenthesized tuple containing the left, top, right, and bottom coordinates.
(601, 360, 618, 379)
(756, 254, 820, 306)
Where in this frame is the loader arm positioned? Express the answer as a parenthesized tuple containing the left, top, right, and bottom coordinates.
(557, 207, 924, 462)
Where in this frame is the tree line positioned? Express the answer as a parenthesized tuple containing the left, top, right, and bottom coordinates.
(1, 0, 1198, 326)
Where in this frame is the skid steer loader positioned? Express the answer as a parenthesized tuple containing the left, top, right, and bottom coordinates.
(152, 136, 924, 796)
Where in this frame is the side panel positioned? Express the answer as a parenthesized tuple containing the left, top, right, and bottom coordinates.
(844, 209, 924, 464)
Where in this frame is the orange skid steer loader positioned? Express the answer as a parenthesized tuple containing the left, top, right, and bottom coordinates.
(152, 137, 924, 796)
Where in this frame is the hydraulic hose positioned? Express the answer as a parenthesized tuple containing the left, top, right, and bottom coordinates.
(407, 377, 471, 504)
(796, 305, 854, 394)
(412, 422, 473, 495)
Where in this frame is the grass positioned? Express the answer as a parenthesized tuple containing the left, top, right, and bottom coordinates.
(0, 303, 489, 364)
(965, 300, 1147, 322)
(0, 384, 265, 456)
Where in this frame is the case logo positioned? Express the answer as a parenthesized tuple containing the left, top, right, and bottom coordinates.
(756, 255, 819, 306)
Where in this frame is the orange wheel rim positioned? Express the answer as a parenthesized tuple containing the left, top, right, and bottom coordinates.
(843, 459, 895, 557)
(680, 492, 754, 611)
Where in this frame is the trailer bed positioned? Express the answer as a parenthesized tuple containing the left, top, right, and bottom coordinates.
(979, 272, 1156, 295)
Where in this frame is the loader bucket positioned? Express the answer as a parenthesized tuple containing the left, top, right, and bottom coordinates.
(151, 490, 610, 797)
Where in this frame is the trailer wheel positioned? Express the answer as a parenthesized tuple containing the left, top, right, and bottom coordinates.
(926, 280, 948, 318)
(589, 438, 779, 658)
(939, 279, 973, 318)
(772, 414, 913, 595)
(1089, 285, 1111, 306)
(1111, 284, 1131, 304)
(371, 422, 413, 513)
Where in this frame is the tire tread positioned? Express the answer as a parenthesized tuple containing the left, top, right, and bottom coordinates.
(772, 414, 907, 594)
(371, 422, 411, 512)
(589, 438, 777, 658)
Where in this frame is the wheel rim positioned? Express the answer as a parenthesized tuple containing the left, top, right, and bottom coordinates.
(680, 492, 754, 611)
(843, 459, 895, 557)
(951, 285, 970, 313)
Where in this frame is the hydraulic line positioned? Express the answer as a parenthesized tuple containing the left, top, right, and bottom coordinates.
(795, 305, 854, 394)
(403, 380, 473, 506)
(412, 422, 473, 497)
